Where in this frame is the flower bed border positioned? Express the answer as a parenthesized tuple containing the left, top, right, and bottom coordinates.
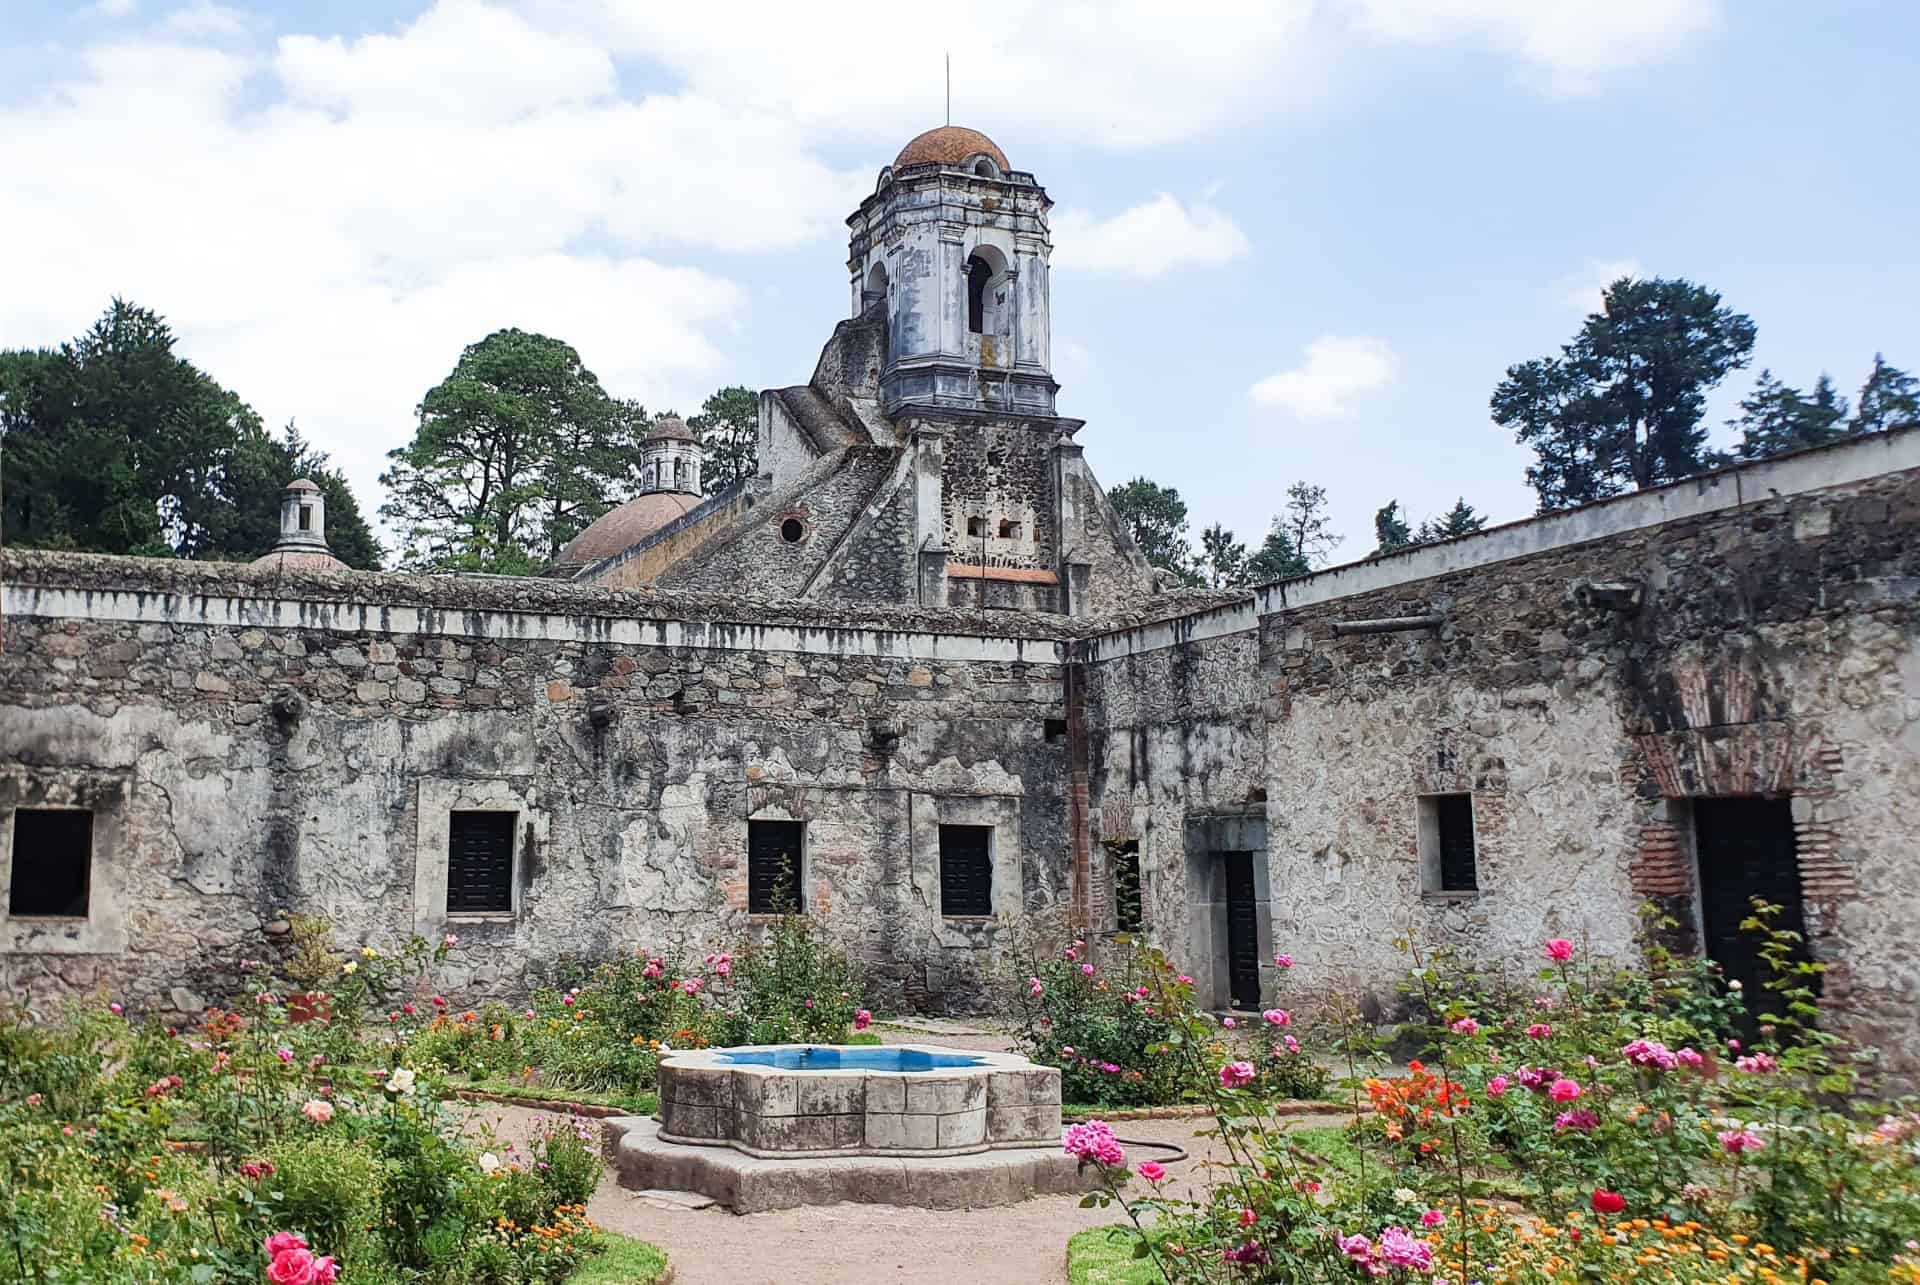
(1063, 1098, 1358, 1122)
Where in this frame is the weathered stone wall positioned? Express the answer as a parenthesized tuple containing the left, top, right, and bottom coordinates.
(0, 555, 1069, 1023)
(937, 419, 1061, 572)
(1081, 433, 1920, 1084)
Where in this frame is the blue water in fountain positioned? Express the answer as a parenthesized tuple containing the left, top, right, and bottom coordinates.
(715, 1046, 986, 1071)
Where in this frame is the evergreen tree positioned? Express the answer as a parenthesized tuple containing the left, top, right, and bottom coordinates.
(0, 299, 377, 565)
(1198, 522, 1247, 588)
(1245, 482, 1340, 582)
(1850, 354, 1919, 436)
(1493, 277, 1756, 510)
(1415, 498, 1488, 542)
(689, 385, 759, 494)
(380, 329, 636, 572)
(1107, 478, 1200, 583)
(1372, 501, 1413, 555)
(1733, 370, 1849, 460)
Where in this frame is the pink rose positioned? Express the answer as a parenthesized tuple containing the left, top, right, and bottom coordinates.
(263, 1233, 306, 1258)
(1222, 1016, 1235, 1029)
(1548, 1078, 1582, 1103)
(310, 1258, 338, 1285)
(276, 1047, 294, 1064)
(714, 959, 731, 976)
(1080, 963, 1095, 976)
(1719, 1127, 1765, 1155)
(1486, 1074, 1510, 1097)
(1527, 1023, 1552, 1039)
(1272, 953, 1293, 968)
(1238, 1208, 1256, 1227)
(1420, 1209, 1445, 1228)
(1219, 1061, 1256, 1089)
(682, 978, 703, 995)
(267, 1247, 316, 1285)
(301, 1099, 334, 1124)
(1029, 977, 1044, 998)
(1262, 1009, 1290, 1027)
(853, 1009, 872, 1031)
(1545, 938, 1575, 963)
(1450, 1017, 1479, 1035)
(1284, 1035, 1299, 1054)
(1136, 1160, 1166, 1184)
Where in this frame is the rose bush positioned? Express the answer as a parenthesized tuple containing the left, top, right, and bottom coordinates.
(1067, 902, 1920, 1283)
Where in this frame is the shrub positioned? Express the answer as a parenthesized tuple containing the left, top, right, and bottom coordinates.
(710, 914, 863, 1047)
(264, 1135, 381, 1270)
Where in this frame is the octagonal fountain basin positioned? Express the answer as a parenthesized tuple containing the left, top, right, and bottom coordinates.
(656, 1043, 1062, 1158)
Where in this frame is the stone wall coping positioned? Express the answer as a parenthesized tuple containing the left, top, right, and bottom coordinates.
(1073, 426, 1920, 663)
(0, 553, 1066, 665)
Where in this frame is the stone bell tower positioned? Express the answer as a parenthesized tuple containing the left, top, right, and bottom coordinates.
(847, 126, 1056, 417)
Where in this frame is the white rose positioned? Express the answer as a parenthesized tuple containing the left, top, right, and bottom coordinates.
(1392, 1187, 1417, 1205)
(385, 1068, 417, 1095)
(479, 1152, 501, 1173)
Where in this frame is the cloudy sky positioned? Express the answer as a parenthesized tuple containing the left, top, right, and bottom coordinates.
(4, 0, 1916, 558)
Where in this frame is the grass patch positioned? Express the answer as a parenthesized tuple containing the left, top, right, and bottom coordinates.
(844, 1032, 884, 1046)
(440, 1072, 658, 1116)
(568, 1232, 670, 1284)
(1066, 1226, 1159, 1285)
(1290, 1123, 1367, 1177)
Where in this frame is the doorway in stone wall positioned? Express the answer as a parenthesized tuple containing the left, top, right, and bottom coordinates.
(1694, 796, 1815, 1036)
(1222, 852, 1261, 1011)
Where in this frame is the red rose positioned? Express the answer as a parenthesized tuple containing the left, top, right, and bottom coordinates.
(1590, 1189, 1626, 1215)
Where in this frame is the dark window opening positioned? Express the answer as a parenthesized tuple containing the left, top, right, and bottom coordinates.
(8, 809, 93, 917)
(1222, 851, 1260, 1009)
(675, 459, 687, 487)
(1112, 840, 1142, 933)
(1431, 793, 1477, 892)
(1695, 796, 1815, 1039)
(974, 159, 993, 178)
(998, 519, 1021, 539)
(939, 824, 993, 916)
(748, 819, 804, 914)
(297, 504, 312, 531)
(447, 810, 515, 914)
(966, 254, 992, 334)
(780, 517, 805, 543)
(1043, 717, 1068, 743)
(966, 515, 986, 537)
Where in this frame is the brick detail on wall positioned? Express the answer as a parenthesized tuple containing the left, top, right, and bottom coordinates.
(1631, 822, 1693, 899)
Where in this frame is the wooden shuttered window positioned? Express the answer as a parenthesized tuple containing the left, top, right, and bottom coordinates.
(939, 824, 993, 917)
(447, 810, 515, 913)
(1435, 794, 1477, 892)
(748, 820, 804, 914)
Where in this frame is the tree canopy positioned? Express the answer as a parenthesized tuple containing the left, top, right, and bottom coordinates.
(1731, 356, 1917, 462)
(1107, 477, 1201, 584)
(0, 299, 379, 566)
(690, 385, 758, 494)
(380, 329, 645, 573)
(1493, 277, 1756, 511)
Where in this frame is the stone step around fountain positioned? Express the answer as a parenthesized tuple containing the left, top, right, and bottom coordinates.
(603, 1115, 1099, 1214)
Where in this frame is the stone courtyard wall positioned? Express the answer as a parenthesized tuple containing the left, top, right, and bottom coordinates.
(1079, 430, 1920, 1085)
(0, 558, 1070, 1023)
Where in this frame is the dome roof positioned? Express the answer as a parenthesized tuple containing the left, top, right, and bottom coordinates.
(251, 549, 348, 572)
(285, 477, 322, 494)
(558, 491, 703, 566)
(644, 414, 695, 444)
(894, 125, 1009, 173)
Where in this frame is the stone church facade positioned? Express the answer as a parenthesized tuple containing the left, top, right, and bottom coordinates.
(5, 127, 1920, 1083)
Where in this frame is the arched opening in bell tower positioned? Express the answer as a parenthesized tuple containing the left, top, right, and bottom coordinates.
(864, 261, 889, 311)
(966, 254, 992, 334)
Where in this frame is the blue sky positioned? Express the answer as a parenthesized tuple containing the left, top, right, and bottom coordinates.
(3, 0, 1916, 559)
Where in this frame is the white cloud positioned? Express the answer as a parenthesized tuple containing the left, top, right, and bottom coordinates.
(279, 0, 615, 122)
(1558, 258, 1644, 313)
(1052, 194, 1249, 278)
(164, 2, 251, 38)
(1250, 336, 1396, 418)
(1339, 0, 1720, 93)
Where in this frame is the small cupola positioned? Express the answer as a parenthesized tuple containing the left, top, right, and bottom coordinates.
(252, 478, 347, 571)
(639, 414, 703, 496)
